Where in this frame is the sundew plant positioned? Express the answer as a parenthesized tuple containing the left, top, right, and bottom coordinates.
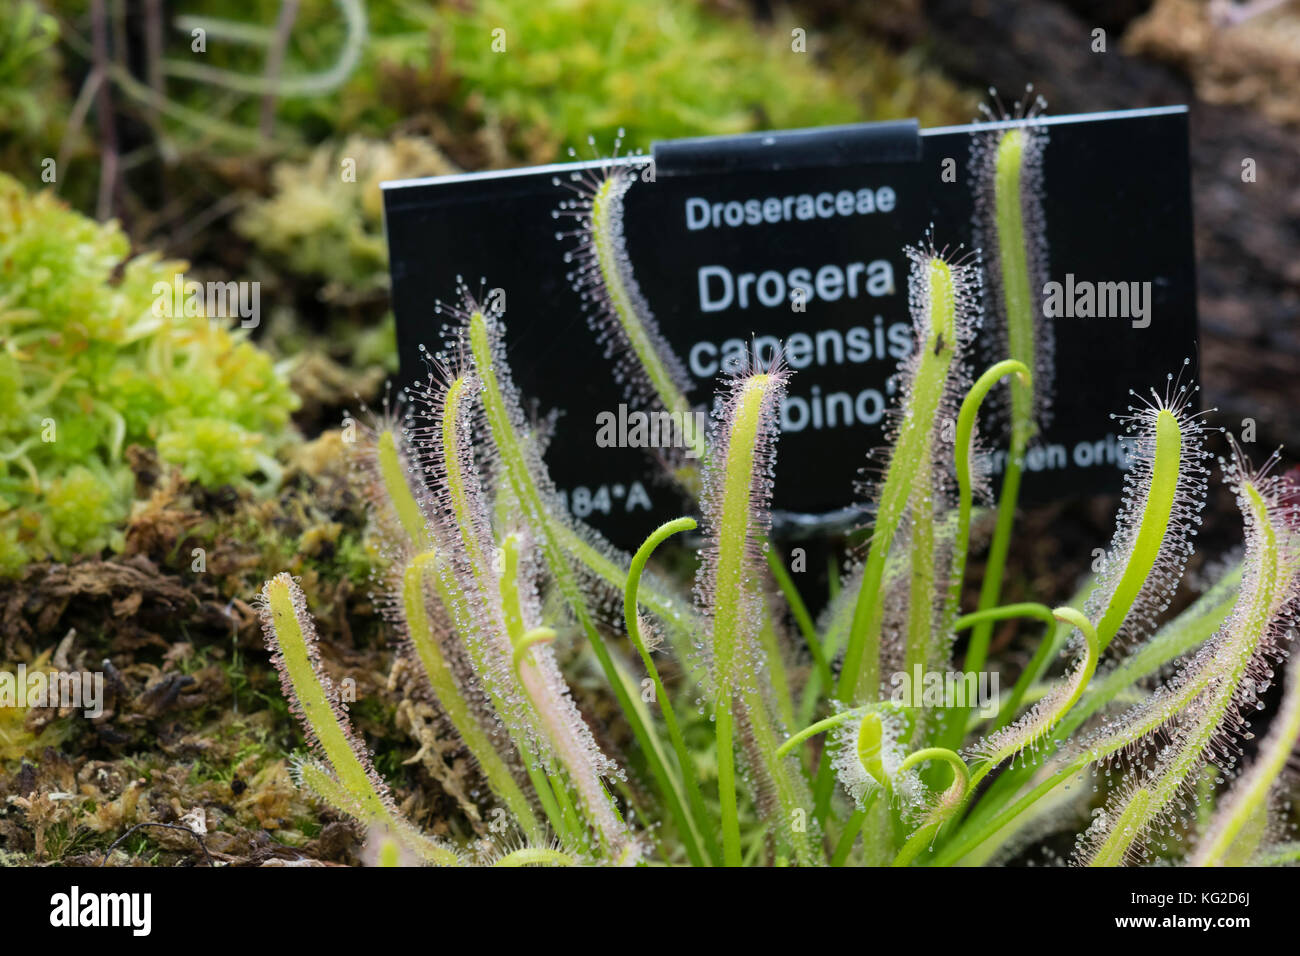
(258, 109, 1300, 867)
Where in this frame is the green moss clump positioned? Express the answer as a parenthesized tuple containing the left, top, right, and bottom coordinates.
(0, 2, 62, 165)
(234, 2, 973, 306)
(407, 0, 971, 159)
(236, 135, 456, 300)
(68, 0, 970, 167)
(0, 174, 299, 573)
(438, 0, 863, 155)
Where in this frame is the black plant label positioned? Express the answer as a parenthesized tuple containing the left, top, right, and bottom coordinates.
(384, 108, 1197, 549)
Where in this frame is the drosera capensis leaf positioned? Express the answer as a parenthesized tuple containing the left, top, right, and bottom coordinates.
(259, 573, 458, 866)
(554, 135, 704, 483)
(493, 847, 579, 867)
(1191, 650, 1300, 866)
(342, 407, 574, 843)
(497, 528, 639, 859)
(370, 380, 582, 843)
(1087, 786, 1152, 868)
(965, 90, 1053, 688)
(293, 758, 460, 866)
(400, 551, 548, 844)
(966, 606, 1098, 775)
(920, 604, 1098, 857)
(624, 516, 719, 866)
(1085, 364, 1215, 652)
(936, 556, 1255, 866)
(342, 405, 435, 558)
(439, 288, 691, 862)
(1075, 446, 1300, 865)
(838, 242, 983, 704)
(930, 603, 1103, 866)
(377, 429, 430, 551)
(891, 748, 970, 866)
(412, 345, 640, 859)
(1095, 411, 1181, 645)
(956, 566, 1240, 843)
(735, 671, 824, 866)
(693, 363, 796, 864)
(1059, 563, 1242, 741)
(412, 367, 563, 768)
(830, 705, 919, 815)
(857, 712, 890, 793)
(817, 238, 981, 820)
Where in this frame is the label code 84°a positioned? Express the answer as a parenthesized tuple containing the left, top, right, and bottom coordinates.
(559, 482, 653, 518)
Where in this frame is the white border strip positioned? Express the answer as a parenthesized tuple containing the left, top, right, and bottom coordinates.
(381, 105, 1187, 192)
(382, 156, 632, 191)
(923, 104, 1186, 137)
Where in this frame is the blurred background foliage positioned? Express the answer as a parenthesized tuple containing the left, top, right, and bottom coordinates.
(3, 0, 1295, 579)
(0, 0, 975, 575)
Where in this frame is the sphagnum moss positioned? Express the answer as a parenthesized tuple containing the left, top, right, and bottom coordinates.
(0, 174, 298, 573)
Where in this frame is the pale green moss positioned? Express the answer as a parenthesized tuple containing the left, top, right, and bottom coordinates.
(0, 174, 299, 572)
